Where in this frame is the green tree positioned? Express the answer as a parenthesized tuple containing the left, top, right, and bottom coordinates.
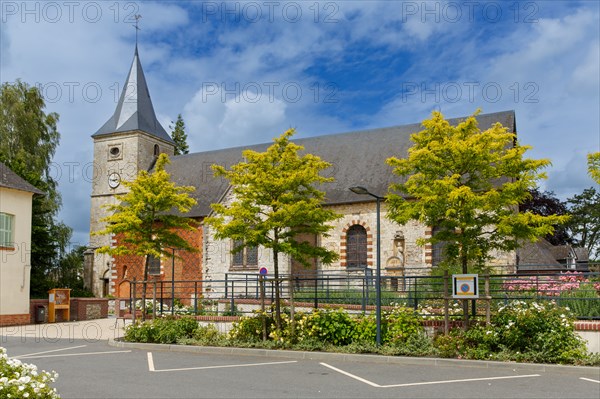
(588, 152, 600, 184)
(387, 110, 568, 326)
(567, 187, 600, 260)
(170, 114, 189, 155)
(0, 80, 73, 297)
(386, 110, 567, 274)
(53, 246, 93, 297)
(94, 153, 198, 317)
(520, 188, 571, 246)
(205, 129, 341, 331)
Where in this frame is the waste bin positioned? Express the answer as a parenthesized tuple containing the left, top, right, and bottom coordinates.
(35, 305, 46, 323)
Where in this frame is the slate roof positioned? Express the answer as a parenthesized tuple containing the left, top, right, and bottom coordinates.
(516, 239, 561, 268)
(516, 239, 590, 272)
(0, 161, 44, 195)
(93, 46, 174, 144)
(166, 110, 516, 218)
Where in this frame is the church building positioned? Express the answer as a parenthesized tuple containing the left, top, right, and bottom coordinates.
(86, 47, 517, 298)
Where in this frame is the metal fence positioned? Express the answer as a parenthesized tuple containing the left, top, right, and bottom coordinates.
(122, 270, 600, 320)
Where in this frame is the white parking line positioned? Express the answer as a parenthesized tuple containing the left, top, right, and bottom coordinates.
(146, 352, 297, 373)
(580, 377, 600, 384)
(11, 345, 87, 359)
(17, 350, 132, 359)
(320, 362, 541, 388)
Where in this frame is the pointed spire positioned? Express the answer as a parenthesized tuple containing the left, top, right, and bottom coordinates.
(93, 48, 174, 144)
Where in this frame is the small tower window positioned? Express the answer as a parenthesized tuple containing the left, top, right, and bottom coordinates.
(108, 143, 123, 161)
(154, 144, 160, 157)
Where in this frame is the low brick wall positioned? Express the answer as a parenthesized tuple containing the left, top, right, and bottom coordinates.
(0, 313, 30, 327)
(29, 298, 110, 324)
(574, 321, 600, 353)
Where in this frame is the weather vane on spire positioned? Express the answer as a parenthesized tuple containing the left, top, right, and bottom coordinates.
(133, 14, 142, 46)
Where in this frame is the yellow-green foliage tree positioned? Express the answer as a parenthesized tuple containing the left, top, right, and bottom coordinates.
(588, 152, 600, 184)
(205, 129, 341, 330)
(387, 110, 568, 274)
(94, 154, 197, 316)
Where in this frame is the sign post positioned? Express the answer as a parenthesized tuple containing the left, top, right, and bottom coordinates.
(452, 274, 479, 330)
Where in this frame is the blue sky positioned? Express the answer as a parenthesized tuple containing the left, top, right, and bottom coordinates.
(1, 0, 599, 247)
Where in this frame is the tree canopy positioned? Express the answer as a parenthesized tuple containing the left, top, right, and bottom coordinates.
(170, 114, 189, 155)
(386, 110, 568, 273)
(205, 128, 341, 329)
(588, 152, 600, 184)
(520, 188, 571, 246)
(567, 187, 600, 260)
(0, 80, 74, 297)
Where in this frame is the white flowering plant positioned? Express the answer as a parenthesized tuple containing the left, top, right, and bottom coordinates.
(0, 347, 60, 398)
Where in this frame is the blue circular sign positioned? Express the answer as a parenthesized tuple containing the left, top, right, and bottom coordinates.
(259, 267, 268, 276)
(460, 283, 470, 293)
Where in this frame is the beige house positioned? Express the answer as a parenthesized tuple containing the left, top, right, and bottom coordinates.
(0, 162, 43, 326)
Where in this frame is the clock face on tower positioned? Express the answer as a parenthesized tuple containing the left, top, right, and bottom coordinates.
(108, 172, 121, 189)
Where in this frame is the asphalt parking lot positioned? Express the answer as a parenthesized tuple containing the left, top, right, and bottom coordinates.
(1, 320, 599, 399)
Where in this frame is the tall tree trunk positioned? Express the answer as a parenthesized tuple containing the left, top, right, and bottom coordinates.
(461, 245, 469, 330)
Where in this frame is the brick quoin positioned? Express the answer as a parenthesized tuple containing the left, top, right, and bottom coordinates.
(112, 223, 203, 305)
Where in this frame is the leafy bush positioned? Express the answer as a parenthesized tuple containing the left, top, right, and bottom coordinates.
(0, 347, 60, 398)
(434, 301, 589, 364)
(229, 312, 274, 342)
(121, 301, 596, 365)
(352, 314, 376, 343)
(383, 306, 424, 345)
(124, 316, 200, 344)
(297, 308, 356, 346)
(492, 301, 587, 363)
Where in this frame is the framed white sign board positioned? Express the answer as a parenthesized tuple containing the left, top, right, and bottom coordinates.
(452, 274, 479, 299)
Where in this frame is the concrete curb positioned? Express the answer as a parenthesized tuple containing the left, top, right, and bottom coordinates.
(108, 338, 599, 373)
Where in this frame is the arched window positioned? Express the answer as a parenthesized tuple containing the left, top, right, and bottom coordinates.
(153, 144, 160, 157)
(346, 225, 367, 268)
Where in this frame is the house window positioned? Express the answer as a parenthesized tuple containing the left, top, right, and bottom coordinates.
(147, 255, 161, 276)
(0, 213, 14, 248)
(231, 240, 258, 269)
(346, 225, 367, 268)
(153, 144, 160, 157)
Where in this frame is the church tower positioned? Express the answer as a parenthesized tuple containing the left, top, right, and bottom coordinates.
(86, 46, 175, 297)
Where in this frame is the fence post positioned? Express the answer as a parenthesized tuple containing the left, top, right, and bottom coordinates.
(314, 275, 318, 310)
(230, 281, 235, 315)
(225, 273, 228, 299)
(289, 276, 295, 338)
(159, 281, 164, 316)
(484, 274, 491, 325)
(413, 277, 418, 310)
(444, 271, 449, 335)
(194, 281, 198, 315)
(259, 275, 266, 341)
(152, 281, 157, 319)
(131, 279, 137, 324)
